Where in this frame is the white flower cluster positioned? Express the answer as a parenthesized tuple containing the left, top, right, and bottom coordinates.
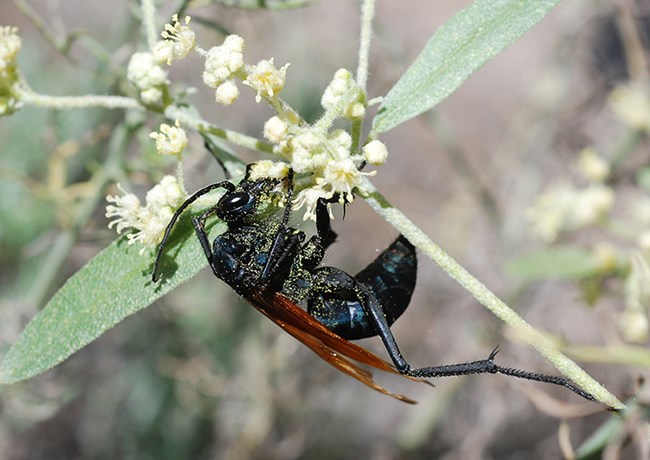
(202, 35, 244, 85)
(154, 15, 196, 65)
(259, 127, 386, 221)
(243, 58, 289, 103)
(202, 35, 244, 106)
(127, 51, 168, 105)
(250, 69, 390, 221)
(528, 148, 614, 242)
(321, 68, 365, 119)
(609, 83, 650, 132)
(127, 32, 386, 225)
(0, 26, 22, 116)
(126, 15, 199, 105)
(200, 35, 290, 107)
(106, 176, 187, 253)
(575, 147, 610, 183)
(527, 183, 614, 242)
(150, 120, 188, 156)
(248, 160, 290, 182)
(291, 130, 369, 201)
(0, 26, 20, 74)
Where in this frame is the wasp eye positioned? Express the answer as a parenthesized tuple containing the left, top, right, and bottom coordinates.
(221, 192, 252, 212)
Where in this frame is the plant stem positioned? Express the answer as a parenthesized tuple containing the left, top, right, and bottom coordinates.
(165, 105, 275, 154)
(16, 83, 142, 110)
(363, 184, 625, 410)
(12, 0, 72, 55)
(141, 0, 159, 52)
(356, 0, 376, 91)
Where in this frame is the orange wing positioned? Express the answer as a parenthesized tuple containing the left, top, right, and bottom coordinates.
(248, 290, 428, 404)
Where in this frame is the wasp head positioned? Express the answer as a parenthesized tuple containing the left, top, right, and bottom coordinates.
(216, 176, 285, 225)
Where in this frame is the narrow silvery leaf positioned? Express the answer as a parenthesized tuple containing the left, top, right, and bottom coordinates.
(372, 0, 560, 134)
(0, 216, 224, 384)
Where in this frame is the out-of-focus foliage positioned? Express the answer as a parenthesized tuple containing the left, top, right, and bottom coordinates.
(1, 1, 649, 459)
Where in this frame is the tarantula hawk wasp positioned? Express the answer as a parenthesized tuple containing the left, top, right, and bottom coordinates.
(152, 160, 601, 406)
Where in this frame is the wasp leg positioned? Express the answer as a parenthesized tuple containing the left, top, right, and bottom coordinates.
(191, 205, 226, 278)
(306, 236, 415, 339)
(308, 267, 597, 402)
(315, 197, 338, 250)
(301, 198, 338, 270)
(354, 235, 416, 329)
(258, 169, 297, 284)
(357, 286, 597, 402)
(258, 228, 306, 292)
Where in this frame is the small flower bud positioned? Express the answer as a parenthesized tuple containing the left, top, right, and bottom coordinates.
(263, 116, 288, 143)
(215, 80, 239, 106)
(150, 120, 188, 156)
(145, 175, 185, 210)
(127, 52, 168, 104)
(344, 102, 366, 119)
(153, 41, 173, 66)
(321, 68, 364, 119)
(321, 69, 353, 110)
(243, 58, 289, 103)
(609, 83, 650, 132)
(248, 160, 289, 181)
(157, 14, 195, 65)
(576, 148, 610, 183)
(202, 35, 244, 88)
(0, 26, 21, 73)
(0, 26, 23, 116)
(140, 87, 163, 105)
(106, 176, 187, 254)
(363, 140, 388, 165)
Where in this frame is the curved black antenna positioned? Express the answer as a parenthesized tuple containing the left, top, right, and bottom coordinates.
(152, 180, 235, 282)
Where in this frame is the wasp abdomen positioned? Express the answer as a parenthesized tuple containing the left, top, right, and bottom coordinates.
(308, 236, 417, 340)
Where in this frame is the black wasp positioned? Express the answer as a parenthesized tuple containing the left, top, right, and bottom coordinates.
(152, 162, 601, 405)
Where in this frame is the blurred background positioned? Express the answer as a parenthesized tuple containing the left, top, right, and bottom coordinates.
(1, 0, 649, 458)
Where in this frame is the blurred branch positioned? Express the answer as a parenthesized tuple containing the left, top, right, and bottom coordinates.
(562, 343, 650, 368)
(26, 124, 134, 308)
(12, 0, 81, 57)
(617, 1, 649, 81)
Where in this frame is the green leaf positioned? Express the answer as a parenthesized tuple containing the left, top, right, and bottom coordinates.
(0, 214, 225, 384)
(371, 0, 560, 134)
(575, 414, 625, 459)
(636, 166, 650, 192)
(506, 247, 600, 281)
